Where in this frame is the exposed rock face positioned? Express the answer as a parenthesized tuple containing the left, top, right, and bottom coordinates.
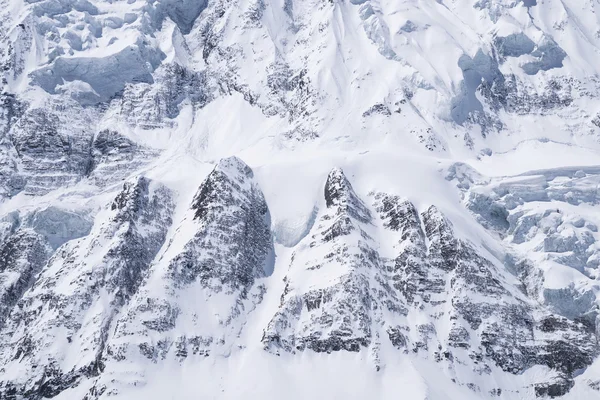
(116, 63, 210, 130)
(0, 102, 158, 200)
(0, 155, 596, 398)
(10, 108, 93, 195)
(0, 0, 600, 397)
(0, 176, 173, 398)
(183, 156, 272, 290)
(89, 129, 158, 186)
(0, 229, 52, 328)
(100, 157, 272, 381)
(263, 168, 379, 356)
(446, 163, 600, 395)
(264, 168, 598, 393)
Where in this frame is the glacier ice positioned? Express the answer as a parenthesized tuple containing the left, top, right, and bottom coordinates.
(0, 0, 598, 398)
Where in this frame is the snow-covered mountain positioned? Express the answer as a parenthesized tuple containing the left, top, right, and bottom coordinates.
(1, 0, 600, 398)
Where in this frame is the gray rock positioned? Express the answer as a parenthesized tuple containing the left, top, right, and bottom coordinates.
(0, 176, 174, 398)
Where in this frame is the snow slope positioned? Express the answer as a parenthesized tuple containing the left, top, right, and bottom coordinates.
(0, 0, 600, 398)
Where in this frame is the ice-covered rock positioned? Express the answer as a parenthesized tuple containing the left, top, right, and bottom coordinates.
(32, 40, 164, 104)
(9, 107, 93, 195)
(263, 168, 378, 355)
(0, 229, 52, 328)
(97, 156, 272, 390)
(0, 0, 598, 397)
(89, 129, 158, 186)
(23, 206, 92, 249)
(0, 176, 173, 398)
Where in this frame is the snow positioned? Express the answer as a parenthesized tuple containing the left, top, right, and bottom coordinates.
(468, 139, 600, 177)
(2, 0, 600, 397)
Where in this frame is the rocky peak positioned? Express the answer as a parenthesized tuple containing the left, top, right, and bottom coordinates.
(422, 205, 460, 271)
(0, 0, 599, 396)
(375, 194, 426, 249)
(263, 168, 381, 357)
(0, 176, 173, 398)
(175, 156, 271, 290)
(191, 155, 257, 222)
(324, 167, 371, 224)
(98, 156, 272, 380)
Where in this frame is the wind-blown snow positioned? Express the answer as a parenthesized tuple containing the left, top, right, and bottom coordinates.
(1, 0, 600, 398)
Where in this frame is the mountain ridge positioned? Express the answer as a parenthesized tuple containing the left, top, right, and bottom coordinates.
(1, 0, 600, 398)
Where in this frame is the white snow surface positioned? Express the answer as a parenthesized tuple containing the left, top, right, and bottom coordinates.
(1, 0, 600, 398)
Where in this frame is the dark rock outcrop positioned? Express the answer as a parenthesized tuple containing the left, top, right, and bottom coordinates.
(0, 176, 173, 398)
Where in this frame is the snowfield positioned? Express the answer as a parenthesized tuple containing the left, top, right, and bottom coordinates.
(0, 0, 600, 398)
